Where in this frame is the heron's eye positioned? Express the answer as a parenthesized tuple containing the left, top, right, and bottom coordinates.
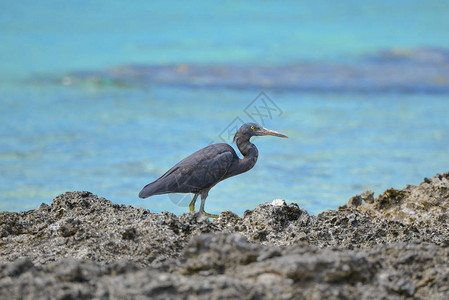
(251, 126, 255, 130)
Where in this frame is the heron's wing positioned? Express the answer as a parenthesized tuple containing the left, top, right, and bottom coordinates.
(139, 144, 236, 198)
(173, 151, 234, 192)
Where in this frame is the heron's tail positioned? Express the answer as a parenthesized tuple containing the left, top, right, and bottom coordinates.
(138, 181, 163, 198)
(139, 165, 184, 198)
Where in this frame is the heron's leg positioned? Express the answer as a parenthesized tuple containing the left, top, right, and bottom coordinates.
(189, 194, 199, 212)
(199, 191, 219, 218)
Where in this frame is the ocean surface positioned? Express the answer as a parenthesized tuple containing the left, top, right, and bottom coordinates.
(1, 1, 449, 215)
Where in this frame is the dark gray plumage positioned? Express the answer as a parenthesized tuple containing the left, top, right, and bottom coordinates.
(139, 123, 288, 217)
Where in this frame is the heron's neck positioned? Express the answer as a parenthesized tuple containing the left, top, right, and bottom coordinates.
(235, 135, 258, 171)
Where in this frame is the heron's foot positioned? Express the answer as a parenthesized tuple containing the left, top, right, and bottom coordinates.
(199, 210, 219, 219)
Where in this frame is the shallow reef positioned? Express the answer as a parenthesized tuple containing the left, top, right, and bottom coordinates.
(63, 48, 449, 94)
(1, 172, 449, 299)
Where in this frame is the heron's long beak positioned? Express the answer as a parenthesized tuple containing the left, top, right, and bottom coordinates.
(259, 127, 289, 138)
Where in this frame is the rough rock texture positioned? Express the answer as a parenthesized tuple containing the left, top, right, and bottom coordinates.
(1, 172, 449, 299)
(357, 172, 449, 227)
(0, 191, 215, 266)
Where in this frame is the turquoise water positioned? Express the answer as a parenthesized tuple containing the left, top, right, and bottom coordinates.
(1, 1, 449, 215)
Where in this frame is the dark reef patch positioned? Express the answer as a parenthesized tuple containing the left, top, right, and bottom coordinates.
(1, 172, 449, 299)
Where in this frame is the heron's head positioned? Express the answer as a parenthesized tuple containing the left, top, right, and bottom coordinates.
(234, 123, 288, 142)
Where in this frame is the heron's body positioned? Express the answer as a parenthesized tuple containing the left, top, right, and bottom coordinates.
(139, 123, 287, 217)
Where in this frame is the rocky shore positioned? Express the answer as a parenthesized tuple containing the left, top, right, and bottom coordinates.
(1, 172, 448, 299)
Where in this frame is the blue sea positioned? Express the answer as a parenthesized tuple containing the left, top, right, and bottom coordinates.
(1, 1, 449, 215)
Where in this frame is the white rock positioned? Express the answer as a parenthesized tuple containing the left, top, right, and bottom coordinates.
(271, 199, 286, 206)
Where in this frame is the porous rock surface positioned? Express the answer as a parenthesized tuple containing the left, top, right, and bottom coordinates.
(1, 172, 449, 299)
